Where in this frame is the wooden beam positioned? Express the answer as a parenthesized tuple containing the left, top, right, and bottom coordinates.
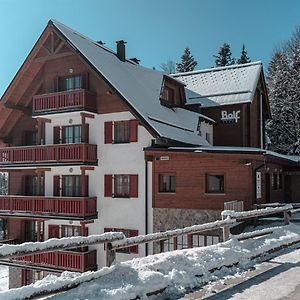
(4, 103, 31, 115)
(80, 166, 95, 171)
(80, 220, 95, 225)
(80, 112, 95, 119)
(41, 45, 51, 55)
(35, 168, 51, 173)
(34, 51, 73, 63)
(54, 40, 65, 54)
(36, 117, 52, 123)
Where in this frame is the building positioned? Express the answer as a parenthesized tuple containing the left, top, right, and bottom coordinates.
(0, 20, 298, 288)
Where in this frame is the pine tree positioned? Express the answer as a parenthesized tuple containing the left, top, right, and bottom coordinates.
(237, 44, 251, 64)
(214, 43, 235, 67)
(176, 47, 197, 72)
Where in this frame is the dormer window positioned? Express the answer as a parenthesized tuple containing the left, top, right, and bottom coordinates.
(162, 86, 175, 103)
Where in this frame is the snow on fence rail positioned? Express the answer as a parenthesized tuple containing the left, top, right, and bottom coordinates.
(0, 232, 125, 260)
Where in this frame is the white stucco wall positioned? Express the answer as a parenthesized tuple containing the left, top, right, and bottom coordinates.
(39, 110, 154, 268)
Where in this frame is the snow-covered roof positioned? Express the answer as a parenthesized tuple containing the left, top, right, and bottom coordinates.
(51, 20, 209, 146)
(172, 62, 262, 107)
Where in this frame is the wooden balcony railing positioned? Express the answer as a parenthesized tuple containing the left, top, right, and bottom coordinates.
(0, 195, 97, 219)
(14, 249, 97, 272)
(33, 89, 97, 114)
(0, 143, 97, 165)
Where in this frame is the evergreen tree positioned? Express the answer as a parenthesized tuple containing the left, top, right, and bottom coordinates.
(160, 60, 176, 74)
(214, 43, 235, 67)
(176, 47, 198, 72)
(237, 44, 251, 64)
(266, 28, 300, 154)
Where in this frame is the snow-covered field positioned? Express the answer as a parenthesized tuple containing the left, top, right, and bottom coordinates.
(0, 265, 9, 292)
(2, 223, 300, 300)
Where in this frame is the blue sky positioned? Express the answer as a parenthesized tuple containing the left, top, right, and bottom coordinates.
(0, 0, 299, 97)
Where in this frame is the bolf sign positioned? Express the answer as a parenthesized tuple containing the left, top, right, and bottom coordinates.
(221, 110, 241, 123)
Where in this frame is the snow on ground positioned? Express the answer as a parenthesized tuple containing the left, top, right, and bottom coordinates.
(0, 265, 9, 292)
(2, 223, 300, 300)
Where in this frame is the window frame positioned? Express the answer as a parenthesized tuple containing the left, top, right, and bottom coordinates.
(114, 174, 130, 198)
(62, 175, 81, 197)
(205, 173, 225, 194)
(58, 75, 82, 92)
(61, 125, 82, 144)
(113, 120, 130, 144)
(158, 174, 176, 193)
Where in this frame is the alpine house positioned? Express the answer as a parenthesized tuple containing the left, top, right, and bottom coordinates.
(0, 20, 299, 288)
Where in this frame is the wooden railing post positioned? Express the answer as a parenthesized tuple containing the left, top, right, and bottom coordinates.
(222, 215, 230, 242)
(106, 242, 116, 267)
(284, 211, 290, 225)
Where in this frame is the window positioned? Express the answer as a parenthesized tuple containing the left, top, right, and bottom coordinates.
(62, 175, 81, 197)
(206, 174, 225, 193)
(104, 174, 138, 198)
(104, 228, 138, 254)
(61, 225, 81, 237)
(114, 121, 130, 143)
(162, 86, 175, 103)
(278, 174, 283, 189)
(114, 175, 130, 197)
(272, 173, 278, 190)
(24, 175, 44, 196)
(62, 125, 82, 144)
(60, 75, 82, 91)
(159, 175, 176, 193)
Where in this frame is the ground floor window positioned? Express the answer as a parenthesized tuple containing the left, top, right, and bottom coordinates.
(159, 174, 176, 193)
(206, 174, 225, 193)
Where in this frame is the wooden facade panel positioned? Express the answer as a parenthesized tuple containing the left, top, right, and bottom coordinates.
(149, 151, 288, 211)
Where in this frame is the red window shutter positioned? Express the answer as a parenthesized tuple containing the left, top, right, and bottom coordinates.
(48, 225, 59, 239)
(104, 175, 113, 197)
(82, 124, 89, 143)
(84, 226, 88, 236)
(130, 175, 138, 198)
(104, 227, 113, 233)
(104, 122, 113, 144)
(129, 119, 138, 142)
(53, 175, 60, 196)
(53, 126, 60, 144)
(81, 175, 89, 197)
(129, 230, 139, 254)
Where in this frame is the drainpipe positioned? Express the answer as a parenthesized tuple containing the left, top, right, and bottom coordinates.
(145, 160, 148, 256)
(260, 91, 264, 149)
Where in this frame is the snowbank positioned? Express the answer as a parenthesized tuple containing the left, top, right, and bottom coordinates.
(2, 223, 300, 300)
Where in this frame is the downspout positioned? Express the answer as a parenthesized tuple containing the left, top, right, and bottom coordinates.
(145, 160, 148, 256)
(260, 91, 264, 149)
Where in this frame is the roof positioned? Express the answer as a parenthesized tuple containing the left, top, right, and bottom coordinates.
(50, 20, 209, 146)
(158, 146, 300, 164)
(172, 62, 262, 107)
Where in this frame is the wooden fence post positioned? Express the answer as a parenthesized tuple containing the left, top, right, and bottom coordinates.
(222, 215, 230, 242)
(106, 242, 116, 267)
(284, 211, 290, 225)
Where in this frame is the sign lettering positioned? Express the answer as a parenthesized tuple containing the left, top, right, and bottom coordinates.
(221, 110, 241, 123)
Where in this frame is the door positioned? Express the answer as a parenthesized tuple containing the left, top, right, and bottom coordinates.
(265, 173, 270, 203)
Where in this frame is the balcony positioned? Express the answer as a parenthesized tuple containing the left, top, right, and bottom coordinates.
(33, 89, 97, 115)
(13, 249, 97, 272)
(0, 195, 97, 219)
(0, 143, 97, 166)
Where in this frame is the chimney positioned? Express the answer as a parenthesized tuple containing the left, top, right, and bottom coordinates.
(116, 40, 126, 62)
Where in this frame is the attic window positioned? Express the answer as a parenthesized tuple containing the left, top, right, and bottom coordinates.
(162, 86, 175, 103)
